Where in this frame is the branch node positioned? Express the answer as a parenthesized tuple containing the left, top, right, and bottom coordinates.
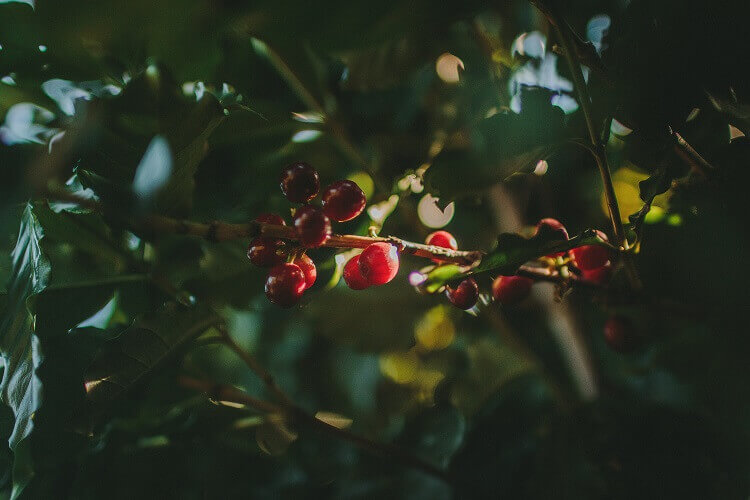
(206, 220, 220, 242)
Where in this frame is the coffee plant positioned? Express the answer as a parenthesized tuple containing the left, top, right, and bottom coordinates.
(1, 0, 749, 498)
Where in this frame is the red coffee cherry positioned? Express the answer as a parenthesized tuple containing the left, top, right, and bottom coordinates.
(343, 254, 370, 290)
(294, 205, 331, 248)
(570, 230, 611, 271)
(322, 180, 366, 222)
(425, 230, 458, 263)
(535, 218, 569, 258)
(492, 275, 533, 305)
(359, 242, 399, 285)
(280, 162, 320, 203)
(255, 213, 286, 226)
(581, 263, 612, 285)
(604, 316, 638, 353)
(247, 238, 285, 267)
(446, 278, 479, 310)
(295, 254, 317, 290)
(265, 263, 307, 307)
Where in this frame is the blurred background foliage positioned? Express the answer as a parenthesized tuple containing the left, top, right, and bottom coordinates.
(1, 0, 750, 498)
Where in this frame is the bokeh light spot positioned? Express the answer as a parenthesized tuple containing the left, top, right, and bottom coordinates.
(533, 159, 549, 176)
(610, 118, 633, 136)
(291, 130, 322, 143)
(418, 194, 455, 228)
(415, 305, 455, 351)
(347, 171, 374, 199)
(435, 53, 464, 83)
(379, 351, 419, 384)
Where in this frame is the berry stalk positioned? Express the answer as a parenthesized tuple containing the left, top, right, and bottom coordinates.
(136, 215, 482, 264)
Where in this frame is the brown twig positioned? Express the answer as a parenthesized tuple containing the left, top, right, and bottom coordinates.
(217, 325, 293, 407)
(671, 129, 715, 176)
(40, 187, 482, 264)
(179, 376, 282, 414)
(544, 6, 625, 247)
(530, 1, 714, 184)
(180, 375, 450, 481)
(529, 1, 612, 86)
(134, 215, 483, 264)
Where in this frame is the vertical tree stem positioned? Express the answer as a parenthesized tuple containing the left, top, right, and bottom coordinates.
(549, 9, 626, 247)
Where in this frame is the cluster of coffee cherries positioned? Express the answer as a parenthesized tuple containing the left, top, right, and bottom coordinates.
(427, 218, 614, 311)
(419, 230, 539, 311)
(248, 162, 401, 307)
(427, 218, 634, 352)
(535, 218, 614, 282)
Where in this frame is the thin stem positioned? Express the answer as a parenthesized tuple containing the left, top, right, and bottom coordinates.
(193, 322, 450, 480)
(251, 38, 370, 173)
(179, 376, 282, 414)
(180, 376, 449, 482)
(133, 214, 483, 264)
(217, 325, 294, 407)
(517, 263, 597, 289)
(545, 6, 626, 247)
(671, 129, 715, 176)
(291, 406, 450, 481)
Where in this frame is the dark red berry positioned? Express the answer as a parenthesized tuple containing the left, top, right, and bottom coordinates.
(247, 238, 285, 267)
(255, 213, 286, 226)
(492, 275, 533, 305)
(293, 205, 331, 247)
(425, 230, 458, 263)
(581, 263, 612, 285)
(604, 316, 638, 353)
(296, 254, 317, 290)
(446, 278, 479, 310)
(280, 162, 320, 203)
(535, 218, 568, 258)
(343, 254, 370, 290)
(322, 180, 366, 222)
(570, 230, 611, 271)
(359, 242, 399, 285)
(265, 263, 306, 307)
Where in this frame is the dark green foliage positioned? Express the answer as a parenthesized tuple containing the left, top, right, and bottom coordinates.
(1, 0, 749, 498)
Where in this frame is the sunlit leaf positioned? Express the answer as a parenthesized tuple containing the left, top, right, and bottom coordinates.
(314, 411, 353, 430)
(132, 135, 173, 202)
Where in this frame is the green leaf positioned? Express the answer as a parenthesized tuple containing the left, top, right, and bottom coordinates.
(72, 72, 226, 217)
(628, 162, 687, 231)
(0, 204, 50, 449)
(84, 302, 219, 405)
(708, 92, 750, 135)
(156, 94, 226, 215)
(0, 204, 149, 497)
(424, 88, 566, 201)
(396, 405, 465, 468)
(423, 228, 603, 291)
(33, 203, 125, 269)
(472, 229, 594, 275)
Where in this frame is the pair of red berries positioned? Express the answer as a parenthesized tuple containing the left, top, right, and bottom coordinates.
(423, 231, 480, 310)
(264, 256, 317, 307)
(343, 242, 400, 290)
(536, 218, 613, 283)
(280, 162, 367, 247)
